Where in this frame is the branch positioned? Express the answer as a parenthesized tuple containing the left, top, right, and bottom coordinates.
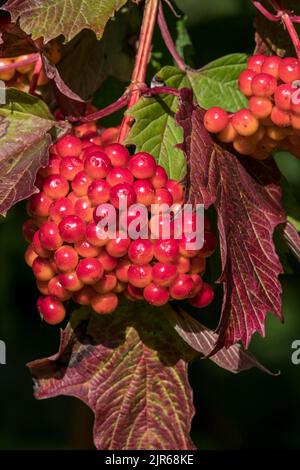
(68, 93, 130, 123)
(118, 0, 159, 143)
(158, 1, 186, 70)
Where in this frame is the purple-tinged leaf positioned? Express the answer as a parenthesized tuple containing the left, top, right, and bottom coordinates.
(176, 88, 285, 349)
(0, 89, 68, 216)
(0, 17, 37, 57)
(42, 56, 84, 103)
(28, 301, 196, 450)
(166, 305, 275, 375)
(280, 221, 300, 262)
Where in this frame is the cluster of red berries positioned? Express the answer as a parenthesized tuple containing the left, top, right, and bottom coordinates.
(23, 130, 216, 325)
(204, 55, 300, 159)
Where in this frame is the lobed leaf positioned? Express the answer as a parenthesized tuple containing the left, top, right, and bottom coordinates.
(176, 88, 285, 349)
(28, 300, 196, 450)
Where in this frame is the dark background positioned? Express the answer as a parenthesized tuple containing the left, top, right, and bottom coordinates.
(0, 0, 300, 449)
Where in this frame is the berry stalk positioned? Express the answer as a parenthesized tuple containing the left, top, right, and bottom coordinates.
(118, 0, 159, 143)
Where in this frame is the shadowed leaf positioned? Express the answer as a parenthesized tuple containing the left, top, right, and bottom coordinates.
(280, 221, 300, 262)
(28, 300, 196, 450)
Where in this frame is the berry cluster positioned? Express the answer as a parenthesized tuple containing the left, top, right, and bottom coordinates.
(23, 130, 216, 325)
(204, 54, 300, 160)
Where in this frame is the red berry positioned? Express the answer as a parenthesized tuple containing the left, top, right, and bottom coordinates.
(152, 262, 177, 287)
(43, 175, 69, 200)
(32, 257, 56, 281)
(48, 276, 72, 301)
(143, 283, 169, 306)
(74, 239, 101, 258)
(106, 232, 130, 257)
(248, 96, 273, 118)
(104, 143, 129, 167)
(126, 284, 144, 300)
(22, 219, 37, 242)
(153, 188, 173, 207)
(179, 233, 200, 257)
(96, 250, 118, 272)
(84, 151, 111, 179)
(93, 273, 117, 294)
(87, 180, 111, 206)
(119, 204, 148, 233)
(128, 152, 157, 179)
(72, 286, 94, 305)
(74, 196, 93, 222)
(38, 296, 66, 324)
(166, 180, 184, 203)
(247, 54, 265, 73)
(39, 155, 61, 178)
(251, 73, 277, 97)
(59, 156, 83, 180)
(153, 238, 179, 263)
(261, 55, 281, 78)
(189, 282, 214, 308)
(115, 259, 131, 282)
(134, 179, 155, 206)
(204, 107, 229, 133)
(91, 292, 118, 314)
(76, 258, 104, 285)
(39, 221, 63, 250)
(128, 264, 152, 288)
(58, 271, 84, 291)
(32, 231, 50, 257)
(231, 109, 259, 136)
(150, 165, 168, 189)
(54, 245, 78, 272)
(270, 106, 291, 127)
(198, 231, 217, 257)
(169, 274, 194, 299)
(71, 171, 93, 197)
(86, 221, 108, 247)
(128, 239, 154, 264)
(278, 57, 300, 83)
(36, 280, 49, 295)
(190, 274, 203, 297)
(48, 197, 74, 224)
(106, 167, 134, 186)
(217, 121, 237, 143)
(24, 244, 38, 267)
(59, 215, 85, 243)
(27, 192, 52, 217)
(110, 183, 136, 209)
(56, 135, 82, 158)
(177, 255, 190, 273)
(149, 213, 174, 238)
(82, 133, 102, 147)
(101, 127, 119, 145)
(238, 69, 255, 96)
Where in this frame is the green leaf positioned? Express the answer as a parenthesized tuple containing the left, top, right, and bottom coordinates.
(0, 89, 68, 216)
(28, 300, 196, 450)
(126, 66, 190, 180)
(175, 15, 194, 64)
(2, 0, 128, 43)
(187, 53, 248, 112)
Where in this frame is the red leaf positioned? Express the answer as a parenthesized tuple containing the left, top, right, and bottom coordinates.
(176, 88, 285, 349)
(28, 302, 196, 450)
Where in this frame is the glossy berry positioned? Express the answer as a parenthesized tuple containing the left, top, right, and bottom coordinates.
(143, 283, 169, 306)
(58, 271, 84, 291)
(106, 232, 130, 258)
(110, 183, 136, 209)
(149, 213, 174, 239)
(106, 167, 134, 186)
(128, 264, 152, 288)
(74, 239, 101, 258)
(204, 107, 229, 133)
(39, 221, 63, 250)
(217, 121, 237, 143)
(91, 292, 118, 314)
(128, 239, 154, 264)
(84, 151, 111, 179)
(32, 231, 50, 257)
(48, 197, 74, 224)
(169, 274, 194, 299)
(189, 282, 214, 308)
(153, 238, 179, 263)
(166, 180, 184, 203)
(179, 233, 200, 257)
(56, 135, 82, 158)
(27, 192, 52, 217)
(238, 69, 255, 96)
(38, 296, 66, 325)
(32, 257, 56, 281)
(71, 171, 93, 197)
(39, 155, 61, 178)
(59, 157, 83, 180)
(134, 180, 155, 206)
(128, 152, 157, 179)
(152, 262, 177, 287)
(93, 273, 117, 294)
(76, 258, 104, 285)
(115, 259, 131, 283)
(278, 58, 300, 83)
(261, 55, 281, 78)
(48, 276, 72, 301)
(177, 256, 191, 274)
(87, 180, 111, 205)
(150, 165, 168, 189)
(270, 106, 291, 127)
(126, 284, 144, 300)
(72, 286, 94, 305)
(247, 54, 265, 73)
(24, 245, 38, 267)
(97, 250, 118, 272)
(59, 215, 85, 243)
(74, 196, 93, 222)
(231, 109, 259, 136)
(251, 73, 277, 97)
(153, 188, 173, 207)
(54, 245, 78, 272)
(104, 143, 129, 167)
(248, 96, 273, 119)
(43, 175, 69, 200)
(85, 221, 108, 247)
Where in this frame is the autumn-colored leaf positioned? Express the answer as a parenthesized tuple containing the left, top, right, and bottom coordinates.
(0, 89, 68, 216)
(0, 16, 37, 57)
(2, 0, 128, 43)
(166, 306, 275, 374)
(176, 88, 285, 349)
(28, 301, 196, 450)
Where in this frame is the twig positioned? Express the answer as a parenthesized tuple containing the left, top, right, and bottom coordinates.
(158, 1, 186, 71)
(68, 93, 130, 123)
